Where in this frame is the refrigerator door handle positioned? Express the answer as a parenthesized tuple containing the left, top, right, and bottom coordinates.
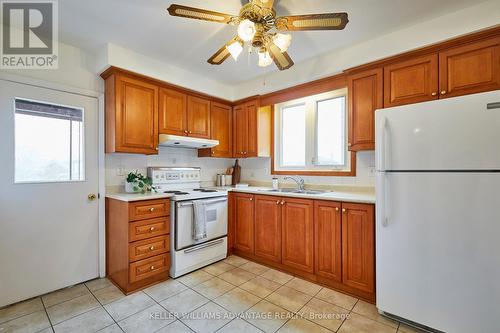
(377, 116, 389, 171)
(383, 173, 390, 227)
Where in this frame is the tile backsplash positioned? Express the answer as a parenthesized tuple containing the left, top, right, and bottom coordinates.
(105, 147, 375, 188)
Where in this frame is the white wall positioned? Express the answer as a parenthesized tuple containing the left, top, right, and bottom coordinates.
(234, 0, 500, 99)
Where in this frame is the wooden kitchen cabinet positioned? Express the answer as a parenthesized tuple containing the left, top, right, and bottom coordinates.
(314, 200, 342, 282)
(233, 193, 255, 254)
(106, 198, 170, 294)
(439, 37, 500, 98)
(341, 202, 375, 295)
(198, 102, 233, 158)
(159, 88, 187, 136)
(281, 198, 314, 273)
(187, 96, 211, 139)
(233, 100, 271, 158)
(384, 54, 439, 107)
(348, 68, 383, 151)
(254, 195, 282, 263)
(104, 72, 159, 154)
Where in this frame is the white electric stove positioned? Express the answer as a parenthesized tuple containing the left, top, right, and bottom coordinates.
(148, 167, 228, 278)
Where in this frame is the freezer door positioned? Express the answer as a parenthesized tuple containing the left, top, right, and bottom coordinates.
(376, 172, 500, 333)
(375, 90, 500, 171)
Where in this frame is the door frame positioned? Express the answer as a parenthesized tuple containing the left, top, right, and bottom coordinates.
(0, 72, 106, 278)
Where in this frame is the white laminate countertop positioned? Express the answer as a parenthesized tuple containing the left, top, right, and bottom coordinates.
(105, 186, 375, 204)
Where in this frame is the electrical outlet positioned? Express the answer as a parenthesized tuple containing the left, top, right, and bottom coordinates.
(117, 167, 125, 176)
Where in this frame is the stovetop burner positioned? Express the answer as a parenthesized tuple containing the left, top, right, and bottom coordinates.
(163, 190, 189, 195)
(193, 188, 218, 193)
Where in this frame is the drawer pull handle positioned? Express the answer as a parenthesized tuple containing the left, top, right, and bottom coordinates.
(335, 207, 339, 211)
(276, 200, 280, 205)
(149, 246, 155, 251)
(150, 265, 155, 270)
(342, 208, 346, 213)
(149, 208, 155, 212)
(150, 227, 155, 231)
(280, 201, 285, 205)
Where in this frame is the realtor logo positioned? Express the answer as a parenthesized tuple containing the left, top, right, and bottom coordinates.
(1, 0, 58, 69)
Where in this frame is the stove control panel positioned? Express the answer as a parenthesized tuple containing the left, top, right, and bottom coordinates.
(148, 167, 201, 184)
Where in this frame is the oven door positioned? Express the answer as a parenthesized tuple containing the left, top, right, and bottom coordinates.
(175, 197, 228, 250)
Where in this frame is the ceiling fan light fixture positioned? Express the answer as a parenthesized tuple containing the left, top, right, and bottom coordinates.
(258, 48, 273, 67)
(237, 19, 256, 42)
(226, 40, 243, 60)
(273, 33, 292, 53)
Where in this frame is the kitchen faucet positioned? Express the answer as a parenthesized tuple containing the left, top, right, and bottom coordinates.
(284, 176, 305, 192)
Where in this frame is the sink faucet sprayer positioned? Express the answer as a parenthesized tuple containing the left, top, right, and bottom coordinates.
(283, 176, 305, 192)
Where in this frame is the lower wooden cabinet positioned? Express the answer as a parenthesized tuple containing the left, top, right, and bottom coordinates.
(106, 198, 170, 294)
(233, 193, 255, 254)
(254, 195, 282, 263)
(341, 202, 375, 295)
(230, 194, 376, 302)
(281, 198, 314, 273)
(314, 200, 342, 282)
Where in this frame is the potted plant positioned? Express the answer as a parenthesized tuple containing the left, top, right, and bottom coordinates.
(125, 171, 155, 194)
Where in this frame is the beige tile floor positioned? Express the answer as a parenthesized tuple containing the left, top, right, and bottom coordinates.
(0, 256, 427, 333)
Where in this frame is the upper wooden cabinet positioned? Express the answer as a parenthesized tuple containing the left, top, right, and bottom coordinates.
(199, 102, 232, 158)
(348, 69, 383, 152)
(384, 54, 439, 108)
(104, 73, 159, 155)
(233, 193, 255, 255)
(341, 202, 375, 295)
(439, 37, 500, 98)
(254, 195, 282, 263)
(314, 200, 342, 283)
(233, 100, 271, 158)
(159, 88, 187, 136)
(187, 96, 211, 139)
(281, 198, 314, 273)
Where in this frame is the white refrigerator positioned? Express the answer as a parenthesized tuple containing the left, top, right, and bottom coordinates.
(375, 90, 500, 333)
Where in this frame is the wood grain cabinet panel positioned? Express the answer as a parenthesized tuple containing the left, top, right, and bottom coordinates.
(199, 102, 232, 158)
(128, 199, 169, 221)
(233, 105, 248, 158)
(187, 96, 211, 139)
(128, 235, 169, 263)
(348, 69, 383, 151)
(159, 88, 187, 136)
(384, 54, 439, 107)
(106, 74, 159, 154)
(233, 193, 255, 254)
(129, 254, 170, 284)
(281, 198, 314, 273)
(314, 200, 342, 282)
(439, 38, 500, 98)
(245, 101, 259, 157)
(254, 195, 282, 263)
(232, 99, 270, 159)
(341, 202, 375, 294)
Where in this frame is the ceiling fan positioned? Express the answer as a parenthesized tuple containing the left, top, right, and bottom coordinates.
(167, 0, 348, 71)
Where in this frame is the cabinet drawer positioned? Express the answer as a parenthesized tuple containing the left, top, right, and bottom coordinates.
(129, 217, 169, 242)
(129, 254, 170, 283)
(129, 235, 169, 262)
(129, 200, 169, 221)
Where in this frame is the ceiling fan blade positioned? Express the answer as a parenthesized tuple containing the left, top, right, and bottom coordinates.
(167, 4, 239, 24)
(252, 0, 275, 9)
(207, 37, 240, 65)
(268, 43, 294, 70)
(276, 13, 348, 31)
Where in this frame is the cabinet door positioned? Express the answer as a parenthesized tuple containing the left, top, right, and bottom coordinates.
(281, 198, 314, 273)
(187, 96, 211, 139)
(439, 38, 500, 98)
(234, 193, 255, 254)
(384, 54, 439, 108)
(115, 75, 158, 154)
(341, 203, 375, 294)
(233, 105, 248, 158)
(210, 102, 233, 158)
(254, 195, 282, 263)
(246, 102, 259, 157)
(348, 68, 383, 151)
(314, 201, 342, 282)
(159, 88, 187, 136)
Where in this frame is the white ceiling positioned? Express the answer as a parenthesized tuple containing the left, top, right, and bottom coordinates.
(59, 0, 486, 84)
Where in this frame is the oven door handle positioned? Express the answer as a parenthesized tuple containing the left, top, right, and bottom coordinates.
(183, 238, 225, 254)
(177, 198, 227, 208)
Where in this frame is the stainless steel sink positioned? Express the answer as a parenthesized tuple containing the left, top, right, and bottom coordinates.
(259, 188, 327, 195)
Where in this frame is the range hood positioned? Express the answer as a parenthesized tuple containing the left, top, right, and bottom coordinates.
(158, 134, 219, 149)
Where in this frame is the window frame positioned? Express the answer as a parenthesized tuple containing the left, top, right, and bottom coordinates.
(13, 97, 86, 184)
(272, 89, 356, 177)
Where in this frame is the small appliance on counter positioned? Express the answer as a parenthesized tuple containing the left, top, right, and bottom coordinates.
(148, 167, 228, 278)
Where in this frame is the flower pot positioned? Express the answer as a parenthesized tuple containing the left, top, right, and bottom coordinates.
(125, 182, 138, 193)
